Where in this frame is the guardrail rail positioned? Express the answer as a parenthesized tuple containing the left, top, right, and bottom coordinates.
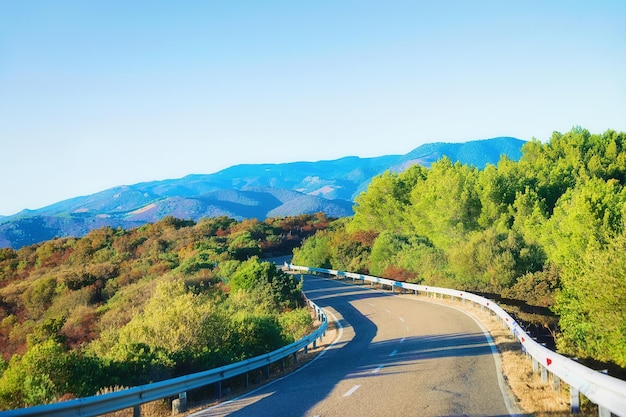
(287, 263, 626, 417)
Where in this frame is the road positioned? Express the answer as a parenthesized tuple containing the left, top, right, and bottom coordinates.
(191, 274, 518, 417)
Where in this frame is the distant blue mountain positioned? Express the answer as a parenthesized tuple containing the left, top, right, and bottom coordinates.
(0, 137, 525, 248)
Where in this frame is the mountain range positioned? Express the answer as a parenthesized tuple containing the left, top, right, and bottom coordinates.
(0, 137, 525, 249)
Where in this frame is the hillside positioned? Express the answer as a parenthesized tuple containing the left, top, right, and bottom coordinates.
(0, 137, 524, 248)
(0, 214, 330, 409)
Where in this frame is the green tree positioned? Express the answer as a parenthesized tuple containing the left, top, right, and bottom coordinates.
(539, 178, 626, 267)
(229, 258, 302, 310)
(351, 165, 426, 234)
(408, 158, 481, 250)
(112, 279, 223, 355)
(369, 231, 408, 277)
(292, 232, 333, 268)
(554, 234, 626, 366)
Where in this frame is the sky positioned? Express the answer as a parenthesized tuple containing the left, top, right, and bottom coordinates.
(1, 1, 625, 216)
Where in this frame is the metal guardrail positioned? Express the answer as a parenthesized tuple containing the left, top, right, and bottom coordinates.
(1, 298, 327, 417)
(288, 264, 626, 417)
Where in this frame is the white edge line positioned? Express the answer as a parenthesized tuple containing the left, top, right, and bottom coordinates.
(370, 365, 383, 374)
(343, 384, 361, 397)
(417, 297, 525, 417)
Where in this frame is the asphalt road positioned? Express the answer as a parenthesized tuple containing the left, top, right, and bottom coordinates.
(191, 275, 517, 417)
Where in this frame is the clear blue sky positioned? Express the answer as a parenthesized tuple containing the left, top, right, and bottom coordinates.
(1, 1, 625, 216)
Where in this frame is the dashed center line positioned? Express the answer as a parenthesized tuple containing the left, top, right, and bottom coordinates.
(400, 337, 406, 344)
(399, 317, 405, 322)
(343, 384, 362, 397)
(371, 365, 384, 374)
(389, 349, 398, 357)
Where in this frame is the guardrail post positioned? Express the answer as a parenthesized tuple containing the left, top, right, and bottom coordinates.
(263, 364, 270, 380)
(172, 392, 187, 414)
(570, 385, 580, 413)
(598, 370, 610, 417)
(216, 381, 222, 401)
(532, 357, 539, 373)
(553, 374, 561, 392)
(133, 404, 141, 417)
(598, 405, 610, 417)
(293, 351, 298, 362)
(541, 365, 548, 383)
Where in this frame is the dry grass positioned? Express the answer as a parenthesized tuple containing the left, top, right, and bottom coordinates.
(97, 386, 171, 417)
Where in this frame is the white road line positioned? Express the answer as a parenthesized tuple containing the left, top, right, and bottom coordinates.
(389, 349, 398, 357)
(384, 308, 392, 313)
(343, 384, 361, 397)
(399, 337, 406, 344)
(370, 365, 384, 374)
(399, 317, 405, 322)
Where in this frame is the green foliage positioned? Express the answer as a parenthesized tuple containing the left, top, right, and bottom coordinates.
(540, 178, 626, 267)
(385, 235, 447, 285)
(227, 314, 285, 360)
(502, 264, 560, 308)
(448, 228, 544, 292)
(554, 234, 626, 367)
(0, 214, 329, 409)
(351, 165, 426, 233)
(369, 231, 408, 277)
(113, 279, 221, 354)
(227, 231, 262, 260)
(292, 232, 333, 268)
(407, 158, 481, 250)
(328, 228, 376, 273)
(278, 308, 314, 343)
(0, 339, 99, 409)
(229, 258, 303, 310)
(22, 277, 57, 318)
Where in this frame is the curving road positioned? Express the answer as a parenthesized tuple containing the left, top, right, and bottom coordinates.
(191, 274, 518, 417)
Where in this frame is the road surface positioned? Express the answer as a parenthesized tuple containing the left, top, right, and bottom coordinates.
(191, 274, 518, 417)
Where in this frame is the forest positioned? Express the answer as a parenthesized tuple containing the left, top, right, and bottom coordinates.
(0, 213, 330, 409)
(293, 127, 626, 372)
